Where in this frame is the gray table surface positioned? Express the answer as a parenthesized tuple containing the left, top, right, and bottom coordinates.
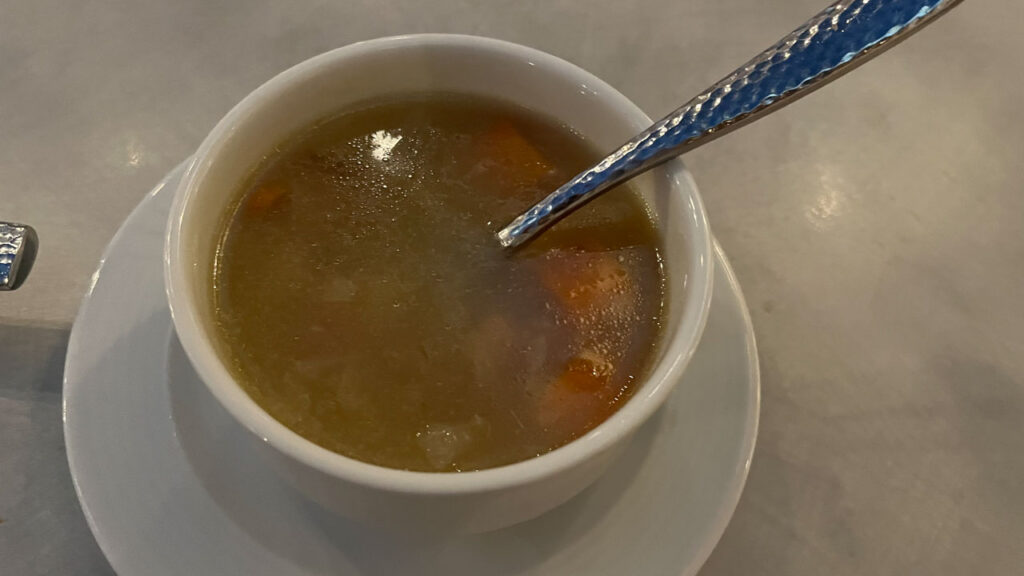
(2, 0, 1022, 574)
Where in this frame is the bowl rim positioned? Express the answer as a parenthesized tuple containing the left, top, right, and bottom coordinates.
(165, 33, 713, 495)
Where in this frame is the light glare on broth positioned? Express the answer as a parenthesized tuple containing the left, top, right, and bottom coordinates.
(212, 94, 667, 472)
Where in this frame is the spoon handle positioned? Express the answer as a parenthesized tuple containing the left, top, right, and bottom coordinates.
(0, 222, 38, 291)
(498, 0, 963, 249)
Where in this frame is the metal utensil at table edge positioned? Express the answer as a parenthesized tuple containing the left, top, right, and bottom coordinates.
(0, 222, 38, 290)
(497, 0, 963, 249)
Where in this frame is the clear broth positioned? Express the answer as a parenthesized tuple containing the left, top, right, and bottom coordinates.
(213, 94, 666, 471)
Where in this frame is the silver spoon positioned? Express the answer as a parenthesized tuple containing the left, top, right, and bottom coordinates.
(497, 0, 963, 249)
(0, 222, 37, 291)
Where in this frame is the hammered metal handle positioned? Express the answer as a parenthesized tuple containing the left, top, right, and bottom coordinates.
(0, 222, 38, 291)
(498, 0, 964, 249)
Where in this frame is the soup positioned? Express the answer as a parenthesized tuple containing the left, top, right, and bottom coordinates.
(212, 94, 666, 472)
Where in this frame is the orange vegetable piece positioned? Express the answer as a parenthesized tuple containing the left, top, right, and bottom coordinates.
(481, 120, 553, 187)
(561, 351, 615, 392)
(537, 350, 616, 430)
(540, 251, 634, 313)
(245, 183, 290, 215)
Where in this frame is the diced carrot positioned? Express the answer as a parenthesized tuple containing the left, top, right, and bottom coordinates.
(537, 350, 616, 429)
(480, 120, 553, 188)
(561, 351, 615, 392)
(245, 183, 290, 215)
(539, 250, 635, 314)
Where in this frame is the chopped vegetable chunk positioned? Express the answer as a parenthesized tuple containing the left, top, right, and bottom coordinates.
(538, 350, 616, 429)
(245, 183, 289, 215)
(480, 120, 553, 187)
(540, 250, 636, 313)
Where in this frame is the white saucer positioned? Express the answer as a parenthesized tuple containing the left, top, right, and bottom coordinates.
(64, 162, 759, 576)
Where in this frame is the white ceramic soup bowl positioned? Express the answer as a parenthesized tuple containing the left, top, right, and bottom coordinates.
(165, 34, 713, 533)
